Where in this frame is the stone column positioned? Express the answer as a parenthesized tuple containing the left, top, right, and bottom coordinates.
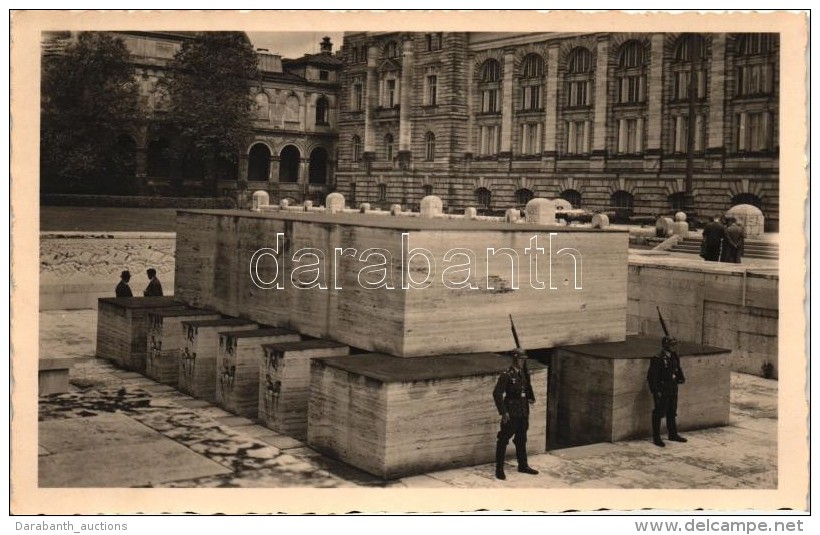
(707, 33, 726, 155)
(500, 49, 515, 156)
(645, 33, 665, 156)
(269, 154, 279, 182)
(299, 158, 309, 184)
(465, 56, 475, 157)
(592, 36, 610, 159)
(398, 34, 414, 167)
(543, 43, 560, 157)
(364, 44, 380, 155)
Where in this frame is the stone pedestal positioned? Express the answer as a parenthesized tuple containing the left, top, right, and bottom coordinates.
(308, 352, 548, 479)
(258, 339, 350, 439)
(39, 358, 73, 396)
(96, 297, 185, 372)
(146, 308, 222, 385)
(216, 328, 301, 418)
(178, 318, 259, 403)
(548, 335, 731, 448)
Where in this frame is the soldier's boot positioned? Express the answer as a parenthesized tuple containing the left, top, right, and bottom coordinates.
(495, 442, 507, 480)
(652, 414, 666, 447)
(515, 440, 539, 475)
(667, 417, 688, 443)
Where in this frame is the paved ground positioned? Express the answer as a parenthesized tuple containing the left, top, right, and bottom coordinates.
(36, 309, 777, 491)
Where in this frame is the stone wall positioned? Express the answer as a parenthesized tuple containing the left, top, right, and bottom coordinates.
(39, 232, 176, 310)
(627, 258, 778, 378)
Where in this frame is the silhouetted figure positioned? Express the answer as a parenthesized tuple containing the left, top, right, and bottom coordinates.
(144, 268, 163, 297)
(647, 336, 687, 448)
(115, 270, 133, 298)
(700, 217, 726, 262)
(493, 348, 539, 480)
(722, 218, 746, 264)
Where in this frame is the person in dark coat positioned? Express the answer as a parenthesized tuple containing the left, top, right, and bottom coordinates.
(144, 268, 164, 297)
(700, 217, 726, 262)
(722, 218, 746, 264)
(647, 336, 687, 447)
(493, 348, 539, 479)
(115, 270, 133, 298)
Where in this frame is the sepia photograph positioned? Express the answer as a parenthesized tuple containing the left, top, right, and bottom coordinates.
(9, 9, 809, 516)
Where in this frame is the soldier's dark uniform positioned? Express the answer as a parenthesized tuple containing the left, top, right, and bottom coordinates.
(647, 337, 687, 447)
(493, 350, 538, 479)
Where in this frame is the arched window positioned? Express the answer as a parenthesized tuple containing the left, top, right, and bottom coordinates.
(481, 59, 501, 82)
(731, 193, 762, 208)
(734, 33, 776, 98)
(737, 33, 776, 56)
(255, 92, 270, 121)
(668, 192, 688, 211)
(384, 134, 394, 161)
(315, 96, 329, 125)
(278, 145, 300, 183)
(618, 41, 646, 68)
(615, 40, 647, 104)
(284, 94, 300, 124)
(479, 59, 501, 114)
(515, 188, 534, 206)
(247, 144, 271, 181)
(425, 132, 436, 161)
(377, 183, 387, 202)
(610, 190, 635, 213)
(567, 47, 592, 73)
(520, 53, 544, 110)
(475, 187, 491, 209)
(352, 135, 362, 161)
(560, 189, 582, 208)
(675, 34, 706, 62)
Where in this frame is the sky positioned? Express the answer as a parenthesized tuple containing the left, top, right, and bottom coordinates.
(247, 32, 345, 59)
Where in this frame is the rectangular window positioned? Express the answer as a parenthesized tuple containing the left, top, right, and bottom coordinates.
(737, 111, 772, 152)
(482, 88, 498, 112)
(674, 70, 707, 100)
(619, 75, 646, 104)
(386, 79, 396, 108)
(319, 70, 329, 81)
(567, 81, 589, 107)
(737, 64, 774, 96)
(480, 125, 499, 155)
(617, 118, 644, 154)
(523, 85, 541, 110)
(674, 115, 705, 153)
(426, 75, 438, 106)
(520, 123, 542, 154)
(566, 121, 589, 155)
(426, 33, 442, 51)
(353, 82, 363, 111)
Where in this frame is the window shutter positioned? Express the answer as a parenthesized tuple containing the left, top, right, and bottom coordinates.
(618, 119, 627, 153)
(521, 124, 527, 154)
(675, 116, 684, 152)
(583, 121, 591, 153)
(694, 115, 704, 152)
(536, 123, 543, 153)
(636, 117, 644, 153)
(620, 77, 627, 103)
(567, 121, 576, 154)
(765, 63, 774, 94)
(639, 75, 646, 102)
(698, 69, 706, 99)
(761, 111, 770, 151)
(738, 113, 748, 151)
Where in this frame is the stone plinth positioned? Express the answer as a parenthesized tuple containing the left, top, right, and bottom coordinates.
(308, 353, 548, 479)
(39, 358, 73, 396)
(548, 335, 731, 448)
(146, 308, 222, 385)
(96, 297, 186, 372)
(178, 318, 259, 403)
(525, 198, 556, 224)
(175, 210, 628, 357)
(259, 339, 350, 440)
(216, 328, 301, 418)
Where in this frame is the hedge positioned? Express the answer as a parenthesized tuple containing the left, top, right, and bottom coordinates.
(41, 194, 237, 209)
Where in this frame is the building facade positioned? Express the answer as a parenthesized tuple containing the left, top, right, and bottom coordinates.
(43, 31, 343, 203)
(334, 32, 779, 229)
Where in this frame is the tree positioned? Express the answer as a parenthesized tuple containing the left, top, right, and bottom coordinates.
(41, 32, 143, 194)
(162, 32, 258, 194)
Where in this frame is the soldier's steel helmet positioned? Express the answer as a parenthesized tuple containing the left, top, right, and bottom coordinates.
(662, 336, 678, 347)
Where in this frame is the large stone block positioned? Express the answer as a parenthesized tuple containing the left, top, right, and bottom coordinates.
(549, 336, 731, 448)
(175, 210, 628, 357)
(146, 308, 222, 385)
(308, 352, 548, 479)
(96, 297, 186, 372)
(177, 318, 259, 403)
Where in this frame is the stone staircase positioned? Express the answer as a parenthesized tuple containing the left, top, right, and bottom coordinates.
(671, 237, 779, 260)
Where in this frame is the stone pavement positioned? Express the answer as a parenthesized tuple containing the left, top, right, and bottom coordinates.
(36, 309, 777, 489)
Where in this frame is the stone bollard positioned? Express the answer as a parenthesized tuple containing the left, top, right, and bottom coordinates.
(304, 200, 313, 211)
(464, 207, 477, 220)
(280, 198, 290, 209)
(591, 213, 610, 229)
(726, 204, 765, 237)
(656, 216, 673, 238)
(525, 198, 556, 225)
(326, 192, 345, 214)
(671, 211, 689, 239)
(420, 196, 443, 218)
(359, 203, 371, 213)
(505, 208, 521, 223)
(251, 190, 269, 212)
(390, 204, 402, 216)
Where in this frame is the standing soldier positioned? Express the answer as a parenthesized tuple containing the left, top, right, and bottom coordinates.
(493, 347, 539, 480)
(647, 336, 688, 447)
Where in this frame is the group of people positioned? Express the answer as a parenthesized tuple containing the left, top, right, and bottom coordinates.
(700, 216, 747, 263)
(115, 268, 163, 297)
(492, 337, 686, 479)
